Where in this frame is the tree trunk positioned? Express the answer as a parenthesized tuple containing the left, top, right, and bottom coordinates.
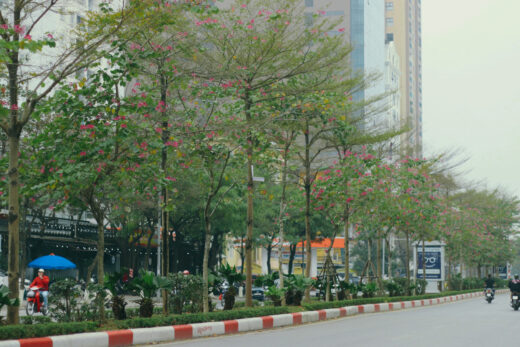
(386, 237, 392, 279)
(266, 244, 272, 274)
(405, 231, 411, 295)
(244, 92, 254, 307)
(160, 79, 170, 314)
(288, 244, 296, 275)
(277, 142, 290, 305)
(202, 216, 212, 313)
(376, 232, 384, 294)
(303, 120, 311, 301)
(343, 210, 350, 284)
(7, 135, 20, 324)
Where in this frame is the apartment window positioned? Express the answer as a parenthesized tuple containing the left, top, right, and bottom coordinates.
(305, 0, 314, 7)
(386, 33, 394, 43)
(385, 17, 394, 26)
(385, 2, 394, 11)
(304, 13, 314, 27)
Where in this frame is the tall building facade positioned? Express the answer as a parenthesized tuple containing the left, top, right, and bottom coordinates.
(384, 41, 401, 160)
(306, 0, 393, 132)
(384, 0, 422, 157)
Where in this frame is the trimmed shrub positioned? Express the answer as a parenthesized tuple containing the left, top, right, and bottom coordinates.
(0, 322, 97, 340)
(116, 306, 290, 329)
(302, 289, 483, 311)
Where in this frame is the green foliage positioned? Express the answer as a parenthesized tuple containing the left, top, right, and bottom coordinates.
(48, 279, 82, 323)
(20, 316, 52, 325)
(168, 273, 205, 314)
(131, 269, 172, 318)
(265, 286, 286, 306)
(0, 322, 97, 340)
(415, 279, 428, 295)
(218, 264, 245, 287)
(0, 286, 19, 323)
(254, 272, 279, 288)
(115, 307, 290, 329)
(104, 271, 127, 320)
(360, 282, 378, 298)
(302, 289, 484, 311)
(284, 274, 312, 306)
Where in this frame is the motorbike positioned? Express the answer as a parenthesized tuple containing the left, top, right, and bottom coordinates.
(26, 286, 47, 316)
(484, 288, 494, 303)
(511, 292, 520, 311)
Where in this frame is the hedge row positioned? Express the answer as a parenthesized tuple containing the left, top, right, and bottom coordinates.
(0, 322, 97, 340)
(116, 306, 290, 329)
(0, 289, 486, 340)
(302, 289, 484, 311)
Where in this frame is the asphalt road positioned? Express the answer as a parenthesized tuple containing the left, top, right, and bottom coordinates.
(150, 293, 518, 347)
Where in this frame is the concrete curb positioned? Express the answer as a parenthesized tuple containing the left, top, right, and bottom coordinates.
(1, 290, 505, 347)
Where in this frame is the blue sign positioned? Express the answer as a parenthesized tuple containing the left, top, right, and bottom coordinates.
(498, 265, 508, 279)
(416, 246, 442, 280)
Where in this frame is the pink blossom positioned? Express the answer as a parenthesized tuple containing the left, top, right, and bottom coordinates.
(338, 28, 345, 32)
(47, 33, 54, 39)
(120, 123, 127, 128)
(0, 24, 7, 30)
(24, 34, 31, 40)
(13, 25, 24, 34)
(98, 150, 104, 155)
(79, 151, 86, 156)
(10, 104, 18, 110)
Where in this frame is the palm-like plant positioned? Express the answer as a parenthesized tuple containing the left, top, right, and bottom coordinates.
(132, 269, 172, 317)
(285, 275, 312, 306)
(104, 271, 127, 320)
(218, 264, 245, 310)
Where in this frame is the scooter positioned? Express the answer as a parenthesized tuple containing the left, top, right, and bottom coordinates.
(511, 292, 520, 311)
(484, 288, 494, 303)
(26, 286, 47, 316)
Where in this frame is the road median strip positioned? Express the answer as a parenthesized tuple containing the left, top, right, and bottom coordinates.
(0, 290, 506, 347)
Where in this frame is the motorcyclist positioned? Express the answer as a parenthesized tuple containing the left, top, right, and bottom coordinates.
(508, 274, 520, 299)
(484, 274, 495, 294)
(30, 268, 49, 311)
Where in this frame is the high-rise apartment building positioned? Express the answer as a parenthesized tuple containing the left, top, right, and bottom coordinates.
(306, 0, 395, 135)
(384, 0, 422, 157)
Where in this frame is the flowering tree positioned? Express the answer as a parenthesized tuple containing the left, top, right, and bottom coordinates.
(0, 0, 141, 324)
(186, 0, 355, 305)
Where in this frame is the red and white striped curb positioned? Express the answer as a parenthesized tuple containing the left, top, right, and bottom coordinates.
(0, 291, 502, 347)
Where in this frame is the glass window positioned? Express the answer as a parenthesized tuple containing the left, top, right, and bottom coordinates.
(385, 17, 394, 26)
(305, 0, 314, 7)
(386, 33, 394, 42)
(304, 13, 314, 27)
(385, 2, 394, 11)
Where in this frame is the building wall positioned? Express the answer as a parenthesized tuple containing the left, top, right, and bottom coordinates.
(384, 41, 401, 160)
(385, 0, 422, 157)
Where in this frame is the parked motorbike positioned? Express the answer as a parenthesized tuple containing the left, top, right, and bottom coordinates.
(26, 286, 47, 316)
(511, 292, 520, 311)
(484, 288, 494, 303)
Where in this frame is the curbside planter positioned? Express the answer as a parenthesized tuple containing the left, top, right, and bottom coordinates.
(1, 290, 507, 347)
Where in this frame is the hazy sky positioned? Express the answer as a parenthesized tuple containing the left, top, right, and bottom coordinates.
(422, 0, 520, 198)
